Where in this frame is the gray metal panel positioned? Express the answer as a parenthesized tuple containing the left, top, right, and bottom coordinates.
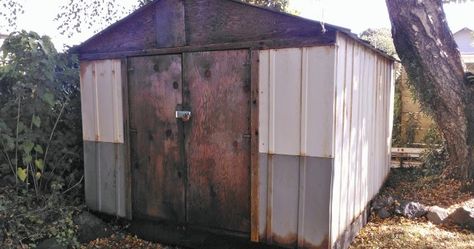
(258, 153, 268, 239)
(98, 143, 117, 214)
(258, 154, 333, 249)
(83, 141, 127, 217)
(84, 142, 98, 210)
(300, 157, 331, 248)
(269, 154, 299, 247)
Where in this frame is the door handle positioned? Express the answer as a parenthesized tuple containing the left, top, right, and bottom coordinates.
(176, 110, 191, 122)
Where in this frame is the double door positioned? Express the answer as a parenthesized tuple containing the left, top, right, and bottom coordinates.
(128, 50, 251, 233)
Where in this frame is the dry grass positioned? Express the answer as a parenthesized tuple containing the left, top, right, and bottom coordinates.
(350, 216, 474, 249)
(350, 168, 474, 249)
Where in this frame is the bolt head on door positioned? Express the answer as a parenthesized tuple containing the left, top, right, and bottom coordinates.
(176, 110, 191, 122)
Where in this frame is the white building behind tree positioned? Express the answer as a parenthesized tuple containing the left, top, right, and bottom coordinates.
(454, 27, 474, 71)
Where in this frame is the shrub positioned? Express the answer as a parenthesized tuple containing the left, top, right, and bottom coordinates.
(0, 31, 82, 196)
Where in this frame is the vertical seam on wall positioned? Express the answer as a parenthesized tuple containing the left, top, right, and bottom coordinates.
(266, 155, 273, 243)
(297, 48, 308, 247)
(300, 48, 308, 156)
(328, 39, 340, 246)
(297, 156, 306, 248)
(97, 143, 102, 211)
(112, 62, 120, 143)
(268, 50, 275, 154)
(94, 63, 100, 141)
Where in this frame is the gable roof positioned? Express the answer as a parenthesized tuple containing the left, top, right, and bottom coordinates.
(454, 27, 473, 36)
(74, 0, 394, 61)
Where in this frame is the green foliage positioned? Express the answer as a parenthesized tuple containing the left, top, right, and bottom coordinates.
(0, 31, 82, 197)
(55, 0, 131, 38)
(392, 80, 403, 146)
(240, 0, 289, 11)
(405, 113, 420, 146)
(359, 28, 397, 57)
(419, 125, 447, 175)
(0, 0, 24, 32)
(54, 0, 290, 38)
(0, 186, 82, 248)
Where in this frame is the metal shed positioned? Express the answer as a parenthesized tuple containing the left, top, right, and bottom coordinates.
(75, 0, 395, 248)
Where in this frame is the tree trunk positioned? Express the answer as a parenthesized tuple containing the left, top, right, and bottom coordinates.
(385, 0, 474, 179)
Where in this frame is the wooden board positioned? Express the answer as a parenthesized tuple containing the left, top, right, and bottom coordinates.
(128, 55, 185, 222)
(183, 50, 251, 233)
(183, 0, 329, 45)
(77, 0, 337, 55)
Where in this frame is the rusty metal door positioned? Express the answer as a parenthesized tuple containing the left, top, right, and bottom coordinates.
(183, 50, 251, 233)
(128, 55, 186, 223)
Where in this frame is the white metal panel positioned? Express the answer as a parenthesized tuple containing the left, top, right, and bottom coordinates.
(258, 47, 336, 157)
(80, 62, 98, 143)
(301, 47, 336, 157)
(270, 49, 302, 155)
(80, 60, 124, 143)
(330, 33, 394, 246)
(259, 51, 270, 153)
(330, 35, 347, 245)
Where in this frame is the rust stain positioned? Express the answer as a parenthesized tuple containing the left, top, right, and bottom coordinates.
(301, 235, 329, 249)
(184, 50, 251, 233)
(271, 233, 329, 249)
(129, 54, 185, 223)
(271, 232, 297, 248)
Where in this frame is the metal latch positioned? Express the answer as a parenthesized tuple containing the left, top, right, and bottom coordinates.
(176, 110, 191, 121)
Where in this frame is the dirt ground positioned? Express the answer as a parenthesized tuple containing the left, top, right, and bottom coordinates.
(350, 168, 474, 249)
(83, 168, 474, 249)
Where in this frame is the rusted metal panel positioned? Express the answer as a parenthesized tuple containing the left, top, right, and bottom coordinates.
(77, 0, 337, 56)
(183, 0, 334, 46)
(155, 0, 185, 48)
(83, 141, 126, 217)
(78, 4, 157, 54)
(258, 154, 268, 240)
(258, 154, 332, 249)
(79, 37, 339, 61)
(128, 55, 185, 222)
(250, 49, 260, 242)
(258, 47, 336, 157)
(80, 60, 124, 143)
(120, 58, 132, 219)
(183, 50, 251, 233)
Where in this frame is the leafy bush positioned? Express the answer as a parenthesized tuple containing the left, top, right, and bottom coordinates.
(0, 186, 83, 248)
(0, 31, 83, 247)
(421, 126, 447, 175)
(0, 31, 82, 196)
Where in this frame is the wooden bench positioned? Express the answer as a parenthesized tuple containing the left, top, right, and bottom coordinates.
(391, 147, 426, 167)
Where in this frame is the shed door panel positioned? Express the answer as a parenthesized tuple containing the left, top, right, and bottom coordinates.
(183, 50, 251, 233)
(128, 55, 185, 222)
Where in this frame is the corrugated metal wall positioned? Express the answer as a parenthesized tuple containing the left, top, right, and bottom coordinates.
(80, 60, 124, 143)
(80, 59, 129, 218)
(330, 33, 394, 248)
(258, 47, 336, 249)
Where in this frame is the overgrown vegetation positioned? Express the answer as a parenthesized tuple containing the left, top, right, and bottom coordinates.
(351, 167, 474, 248)
(392, 77, 403, 147)
(0, 31, 83, 247)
